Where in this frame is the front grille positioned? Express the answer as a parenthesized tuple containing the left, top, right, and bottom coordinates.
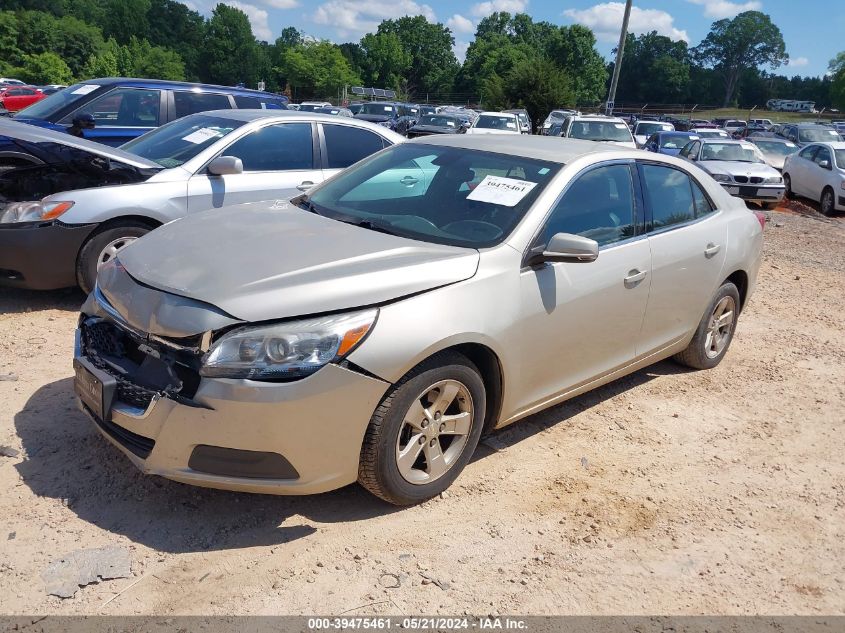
(88, 406, 156, 458)
(734, 175, 748, 183)
(80, 318, 201, 410)
(750, 176, 763, 184)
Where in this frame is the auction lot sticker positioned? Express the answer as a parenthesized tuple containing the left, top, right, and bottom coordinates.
(466, 175, 537, 206)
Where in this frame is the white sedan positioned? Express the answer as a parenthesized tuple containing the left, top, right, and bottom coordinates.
(782, 142, 845, 216)
(465, 112, 521, 135)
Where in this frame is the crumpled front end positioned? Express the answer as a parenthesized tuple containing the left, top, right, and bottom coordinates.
(75, 276, 390, 495)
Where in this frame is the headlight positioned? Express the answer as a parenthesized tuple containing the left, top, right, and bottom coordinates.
(0, 200, 74, 224)
(840, 180, 845, 190)
(764, 176, 783, 184)
(711, 174, 732, 183)
(200, 309, 378, 380)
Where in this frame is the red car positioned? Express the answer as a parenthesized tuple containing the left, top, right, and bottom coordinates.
(0, 86, 46, 112)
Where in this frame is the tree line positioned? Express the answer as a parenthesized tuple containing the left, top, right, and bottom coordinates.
(1, 0, 843, 116)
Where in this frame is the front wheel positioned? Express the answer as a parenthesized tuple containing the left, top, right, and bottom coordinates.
(783, 173, 793, 199)
(358, 352, 486, 505)
(673, 282, 741, 370)
(76, 221, 153, 293)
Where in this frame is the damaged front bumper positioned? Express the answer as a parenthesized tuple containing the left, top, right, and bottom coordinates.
(74, 297, 391, 495)
(0, 220, 95, 289)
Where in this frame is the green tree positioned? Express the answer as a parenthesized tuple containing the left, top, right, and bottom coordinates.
(126, 36, 184, 79)
(0, 12, 23, 72)
(201, 3, 260, 86)
(277, 40, 360, 100)
(360, 32, 410, 90)
(15, 51, 74, 84)
(504, 56, 574, 126)
(373, 16, 458, 99)
(146, 0, 205, 79)
(15, 10, 104, 76)
(547, 24, 607, 104)
(99, 0, 151, 44)
(610, 32, 690, 103)
(693, 11, 788, 107)
(830, 52, 845, 110)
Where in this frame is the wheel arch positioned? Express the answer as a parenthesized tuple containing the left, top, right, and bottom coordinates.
(76, 214, 163, 256)
(722, 269, 749, 312)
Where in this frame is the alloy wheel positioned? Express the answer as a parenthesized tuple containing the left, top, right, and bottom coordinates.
(395, 379, 473, 485)
(704, 295, 736, 359)
(821, 190, 834, 216)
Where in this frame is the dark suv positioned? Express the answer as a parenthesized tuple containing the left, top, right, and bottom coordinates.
(12, 77, 288, 146)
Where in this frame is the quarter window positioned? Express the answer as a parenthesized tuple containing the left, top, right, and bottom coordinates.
(323, 125, 385, 169)
(222, 123, 313, 171)
(61, 87, 161, 127)
(542, 164, 636, 247)
(691, 178, 714, 217)
(174, 92, 232, 118)
(641, 164, 696, 229)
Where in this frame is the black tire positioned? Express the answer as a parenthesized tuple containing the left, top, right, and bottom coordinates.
(783, 173, 793, 199)
(761, 202, 777, 210)
(673, 282, 741, 370)
(358, 351, 486, 505)
(820, 187, 835, 216)
(76, 221, 153, 294)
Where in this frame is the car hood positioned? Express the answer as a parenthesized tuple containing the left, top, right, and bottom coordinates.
(698, 160, 778, 177)
(115, 203, 480, 323)
(760, 154, 786, 171)
(0, 118, 160, 170)
(407, 125, 459, 136)
(355, 113, 392, 123)
(659, 148, 683, 156)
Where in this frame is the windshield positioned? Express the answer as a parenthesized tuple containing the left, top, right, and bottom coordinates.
(297, 104, 325, 112)
(694, 130, 729, 138)
(661, 134, 699, 149)
(569, 120, 633, 142)
(475, 115, 518, 130)
(700, 143, 765, 163)
(359, 103, 396, 115)
(14, 82, 98, 119)
(753, 141, 799, 158)
(418, 115, 458, 128)
(302, 144, 559, 248)
(120, 114, 244, 168)
(798, 128, 842, 142)
(637, 122, 672, 135)
(548, 111, 568, 121)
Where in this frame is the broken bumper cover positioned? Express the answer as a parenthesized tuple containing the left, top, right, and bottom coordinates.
(74, 329, 390, 495)
(0, 221, 95, 289)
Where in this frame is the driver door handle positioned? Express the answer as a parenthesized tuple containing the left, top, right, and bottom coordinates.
(296, 181, 315, 191)
(704, 243, 721, 258)
(400, 175, 419, 186)
(624, 269, 647, 287)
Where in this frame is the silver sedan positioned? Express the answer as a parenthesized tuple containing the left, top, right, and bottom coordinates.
(678, 138, 785, 209)
(74, 135, 764, 505)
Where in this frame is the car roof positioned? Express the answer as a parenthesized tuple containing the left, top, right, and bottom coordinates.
(76, 77, 282, 98)
(408, 134, 624, 163)
(478, 111, 517, 116)
(811, 141, 845, 149)
(190, 109, 371, 123)
(660, 131, 698, 136)
(572, 115, 627, 123)
(748, 136, 793, 143)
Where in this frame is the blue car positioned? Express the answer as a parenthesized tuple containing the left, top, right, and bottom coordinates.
(643, 131, 701, 156)
(11, 77, 288, 147)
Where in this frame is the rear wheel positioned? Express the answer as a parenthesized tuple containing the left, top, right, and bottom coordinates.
(673, 282, 741, 370)
(761, 202, 777, 210)
(76, 221, 153, 293)
(820, 187, 835, 216)
(358, 352, 486, 505)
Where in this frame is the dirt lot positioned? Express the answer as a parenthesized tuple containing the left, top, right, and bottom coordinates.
(1, 206, 843, 616)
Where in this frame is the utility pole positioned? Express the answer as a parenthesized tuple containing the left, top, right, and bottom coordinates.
(605, 0, 632, 116)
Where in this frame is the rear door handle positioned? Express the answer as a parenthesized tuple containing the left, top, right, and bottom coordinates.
(704, 243, 721, 257)
(400, 175, 419, 186)
(624, 269, 647, 287)
(296, 181, 315, 191)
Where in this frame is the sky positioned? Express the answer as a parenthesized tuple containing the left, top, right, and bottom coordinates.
(184, 0, 844, 78)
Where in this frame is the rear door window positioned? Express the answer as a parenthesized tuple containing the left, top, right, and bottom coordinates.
(323, 124, 387, 169)
(174, 92, 232, 118)
(641, 164, 696, 230)
(61, 87, 161, 127)
(222, 123, 314, 171)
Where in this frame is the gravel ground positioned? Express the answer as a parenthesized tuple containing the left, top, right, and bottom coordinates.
(0, 206, 843, 615)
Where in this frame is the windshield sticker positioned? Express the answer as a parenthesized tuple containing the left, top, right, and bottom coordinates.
(466, 175, 538, 207)
(785, 142, 797, 147)
(384, 106, 393, 112)
(181, 127, 224, 144)
(538, 168, 550, 175)
(614, 123, 628, 129)
(71, 84, 99, 95)
(506, 122, 516, 128)
(828, 130, 839, 135)
(446, 121, 455, 127)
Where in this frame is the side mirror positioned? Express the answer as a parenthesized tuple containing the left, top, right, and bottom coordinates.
(530, 232, 599, 265)
(819, 160, 831, 169)
(207, 155, 243, 176)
